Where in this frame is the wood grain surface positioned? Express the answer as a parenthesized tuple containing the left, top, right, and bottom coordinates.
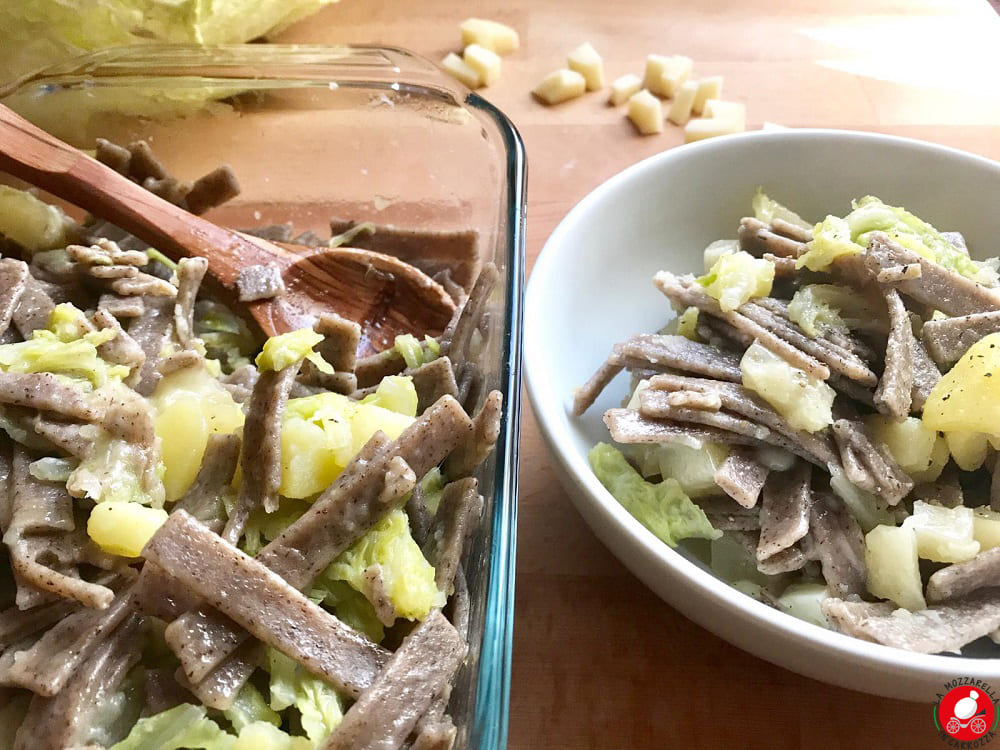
(278, 1, 1000, 747)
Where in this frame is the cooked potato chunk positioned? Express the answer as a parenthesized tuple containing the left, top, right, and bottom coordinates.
(463, 43, 502, 86)
(865, 525, 926, 611)
(667, 80, 698, 126)
(924, 332, 1000, 435)
(460, 18, 520, 54)
(740, 341, 835, 433)
(903, 501, 980, 563)
(151, 365, 245, 502)
(533, 69, 586, 105)
(945, 430, 989, 471)
(567, 42, 605, 91)
(865, 415, 947, 483)
(441, 52, 481, 89)
(0, 185, 70, 251)
(609, 73, 642, 106)
(88, 501, 169, 558)
(973, 507, 1000, 551)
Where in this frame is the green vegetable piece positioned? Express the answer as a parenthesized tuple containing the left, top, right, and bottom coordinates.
(224, 683, 280, 732)
(697, 251, 774, 312)
(393, 333, 425, 369)
(266, 649, 343, 745)
(675, 306, 700, 341)
(256, 328, 323, 372)
(109, 703, 232, 750)
(752, 188, 812, 230)
(308, 578, 385, 643)
(0, 329, 129, 387)
(359, 375, 418, 417)
(328, 222, 375, 248)
(145, 247, 178, 271)
(787, 285, 847, 338)
(796, 195, 995, 283)
(326, 507, 445, 622)
(589, 442, 720, 547)
(796, 215, 860, 271)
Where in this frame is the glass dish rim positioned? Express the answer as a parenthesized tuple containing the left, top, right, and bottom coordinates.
(1, 43, 527, 750)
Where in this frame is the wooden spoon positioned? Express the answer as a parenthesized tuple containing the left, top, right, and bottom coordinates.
(0, 103, 456, 352)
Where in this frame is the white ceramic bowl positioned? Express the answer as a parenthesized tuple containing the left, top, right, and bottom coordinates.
(525, 129, 1000, 701)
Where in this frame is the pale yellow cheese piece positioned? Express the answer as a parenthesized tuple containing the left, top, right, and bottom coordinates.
(608, 73, 642, 105)
(533, 69, 587, 105)
(442, 51, 482, 89)
(460, 18, 520, 54)
(704, 99, 746, 128)
(692, 75, 724, 114)
(667, 80, 698, 125)
(644, 54, 692, 97)
(463, 43, 502, 86)
(567, 42, 605, 91)
(683, 115, 747, 143)
(627, 89, 663, 135)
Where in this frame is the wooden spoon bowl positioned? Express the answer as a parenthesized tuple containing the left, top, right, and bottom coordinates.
(0, 103, 455, 349)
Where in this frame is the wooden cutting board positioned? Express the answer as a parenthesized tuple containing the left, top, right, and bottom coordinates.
(277, 1, 1000, 746)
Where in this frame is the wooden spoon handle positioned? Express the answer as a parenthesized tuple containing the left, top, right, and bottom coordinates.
(0, 103, 272, 287)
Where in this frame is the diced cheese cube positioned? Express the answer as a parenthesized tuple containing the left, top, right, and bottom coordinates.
(692, 75, 723, 114)
(441, 52, 482, 89)
(865, 525, 926, 611)
(703, 99, 747, 129)
(463, 43, 502, 86)
(609, 73, 642, 106)
(667, 80, 698, 125)
(567, 42, 605, 91)
(533, 69, 587, 105)
(903, 501, 980, 563)
(644, 54, 692, 97)
(626, 89, 663, 135)
(973, 506, 1000, 551)
(683, 118, 746, 143)
(945, 430, 989, 471)
(460, 18, 520, 54)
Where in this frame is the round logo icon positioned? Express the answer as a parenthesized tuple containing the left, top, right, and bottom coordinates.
(936, 686, 998, 741)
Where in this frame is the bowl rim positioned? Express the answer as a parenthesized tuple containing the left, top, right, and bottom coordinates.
(525, 128, 1000, 691)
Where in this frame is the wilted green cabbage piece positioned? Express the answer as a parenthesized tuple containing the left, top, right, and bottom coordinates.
(697, 250, 774, 312)
(0, 328, 128, 388)
(796, 196, 996, 283)
(224, 684, 280, 733)
(266, 649, 344, 746)
(752, 188, 812, 230)
(589, 443, 720, 547)
(787, 285, 848, 338)
(1, 0, 338, 81)
(256, 329, 324, 372)
(326, 507, 445, 622)
(109, 703, 232, 750)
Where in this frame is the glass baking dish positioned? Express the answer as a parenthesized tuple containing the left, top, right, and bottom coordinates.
(1, 44, 525, 750)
